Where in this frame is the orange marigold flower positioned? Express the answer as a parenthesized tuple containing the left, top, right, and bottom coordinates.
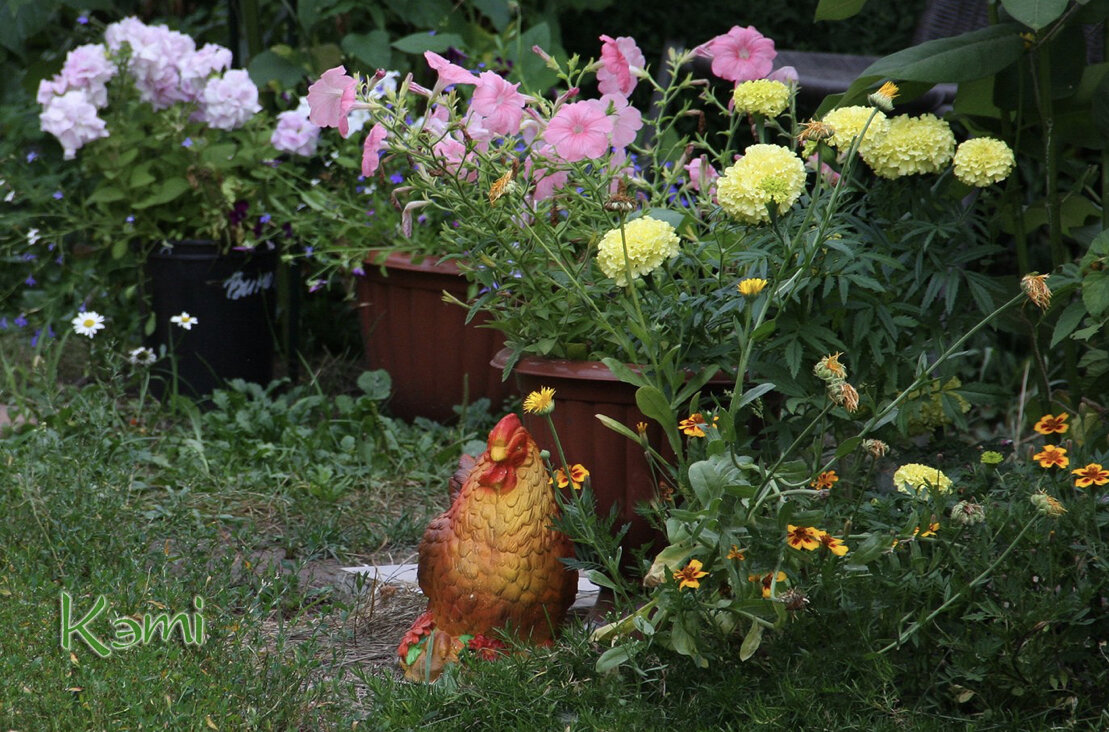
(748, 571, 788, 598)
(1072, 463, 1109, 488)
(1033, 444, 1069, 469)
(810, 470, 839, 490)
(674, 559, 709, 590)
(818, 532, 849, 556)
(1033, 413, 1068, 435)
(786, 524, 821, 551)
(679, 413, 709, 437)
(727, 545, 746, 561)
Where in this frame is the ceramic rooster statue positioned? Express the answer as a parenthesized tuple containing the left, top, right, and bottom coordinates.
(397, 413, 578, 681)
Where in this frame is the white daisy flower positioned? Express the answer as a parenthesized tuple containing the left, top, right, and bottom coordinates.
(128, 346, 157, 365)
(170, 312, 198, 330)
(71, 310, 106, 338)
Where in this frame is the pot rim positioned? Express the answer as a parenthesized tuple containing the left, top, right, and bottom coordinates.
(491, 347, 735, 384)
(366, 250, 462, 276)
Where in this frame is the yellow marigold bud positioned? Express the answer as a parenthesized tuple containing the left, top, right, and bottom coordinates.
(1021, 272, 1051, 310)
(868, 81, 899, 112)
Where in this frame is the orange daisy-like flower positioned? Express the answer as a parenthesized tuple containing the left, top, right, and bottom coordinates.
(550, 464, 590, 490)
(679, 413, 709, 437)
(1072, 463, 1109, 488)
(674, 559, 709, 590)
(913, 522, 940, 538)
(748, 571, 788, 598)
(1033, 413, 1069, 435)
(1033, 444, 1069, 469)
(818, 532, 849, 556)
(727, 545, 746, 561)
(810, 470, 839, 490)
(786, 524, 821, 551)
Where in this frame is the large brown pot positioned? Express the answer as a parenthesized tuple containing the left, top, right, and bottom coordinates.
(356, 252, 511, 422)
(491, 348, 670, 567)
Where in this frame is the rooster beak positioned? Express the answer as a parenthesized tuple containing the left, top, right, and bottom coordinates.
(489, 442, 507, 462)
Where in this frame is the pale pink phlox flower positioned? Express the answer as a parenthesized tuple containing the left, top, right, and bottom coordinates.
(56, 44, 117, 108)
(121, 23, 197, 108)
(596, 35, 645, 97)
(684, 154, 719, 195)
(695, 25, 776, 83)
(39, 90, 109, 159)
(543, 99, 614, 163)
(471, 71, 527, 137)
(178, 43, 234, 102)
(307, 66, 357, 137)
(198, 69, 260, 130)
(271, 110, 321, 157)
(601, 94, 643, 149)
(362, 123, 389, 176)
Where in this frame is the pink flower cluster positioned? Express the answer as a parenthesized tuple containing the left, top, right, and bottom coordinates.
(37, 17, 262, 160)
(271, 109, 321, 157)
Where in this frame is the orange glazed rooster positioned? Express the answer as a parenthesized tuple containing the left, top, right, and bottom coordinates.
(397, 413, 578, 681)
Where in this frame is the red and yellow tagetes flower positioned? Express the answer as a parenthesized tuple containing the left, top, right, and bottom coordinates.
(549, 464, 590, 490)
(727, 545, 745, 561)
(818, 532, 849, 556)
(749, 571, 788, 598)
(673, 559, 709, 590)
(1072, 463, 1109, 488)
(913, 522, 940, 538)
(810, 470, 838, 490)
(1033, 444, 1069, 469)
(786, 524, 821, 551)
(1033, 413, 1069, 435)
(678, 413, 717, 437)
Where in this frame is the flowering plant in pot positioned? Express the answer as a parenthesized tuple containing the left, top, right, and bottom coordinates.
(304, 23, 1041, 669)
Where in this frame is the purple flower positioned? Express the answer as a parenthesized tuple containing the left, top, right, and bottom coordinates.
(24, 276, 36, 286)
(125, 215, 135, 223)
(259, 213, 271, 224)
(31, 326, 56, 347)
(39, 91, 108, 159)
(182, 137, 193, 148)
(26, 151, 38, 163)
(22, 253, 36, 261)
(352, 266, 365, 277)
(14, 314, 28, 328)
(389, 172, 404, 185)
(77, 15, 89, 24)
(53, 191, 63, 199)
(0, 317, 7, 329)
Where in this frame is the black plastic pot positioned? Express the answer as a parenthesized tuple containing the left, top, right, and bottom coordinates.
(144, 240, 277, 400)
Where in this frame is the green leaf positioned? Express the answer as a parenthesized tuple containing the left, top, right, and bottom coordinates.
(1001, 0, 1069, 31)
(471, 0, 512, 30)
(735, 382, 775, 410)
(391, 32, 466, 55)
(835, 436, 862, 459)
(342, 30, 393, 69)
(86, 185, 127, 205)
(586, 570, 617, 590)
(1081, 271, 1109, 318)
(739, 620, 763, 661)
(129, 163, 155, 189)
(516, 22, 558, 90)
(1051, 299, 1088, 347)
(595, 414, 643, 444)
(596, 644, 634, 673)
(814, 0, 868, 21)
(357, 369, 392, 400)
(636, 385, 680, 455)
(248, 49, 307, 90)
(132, 178, 190, 209)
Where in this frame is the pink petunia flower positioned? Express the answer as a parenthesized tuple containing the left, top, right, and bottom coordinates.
(471, 71, 527, 137)
(424, 51, 479, 89)
(527, 149, 570, 202)
(543, 100, 613, 163)
(695, 25, 776, 83)
(433, 135, 477, 182)
(767, 65, 798, 86)
(307, 66, 357, 137)
(601, 94, 643, 149)
(596, 35, 645, 97)
(361, 123, 388, 177)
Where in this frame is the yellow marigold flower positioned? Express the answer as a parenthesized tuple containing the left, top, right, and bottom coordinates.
(715, 144, 806, 225)
(821, 106, 890, 150)
(859, 113, 955, 179)
(595, 215, 680, 286)
(953, 137, 1015, 187)
(913, 522, 940, 538)
(737, 277, 768, 297)
(674, 558, 709, 590)
(732, 79, 791, 118)
(1072, 463, 1109, 488)
(868, 81, 899, 111)
(980, 450, 1004, 465)
(818, 532, 849, 556)
(1033, 413, 1069, 435)
(1030, 491, 1066, 517)
(810, 470, 838, 490)
(1021, 273, 1052, 310)
(679, 413, 709, 437)
(749, 571, 788, 598)
(727, 545, 746, 561)
(1033, 444, 1069, 469)
(522, 386, 555, 414)
(550, 463, 590, 490)
(893, 463, 953, 498)
(786, 524, 821, 551)
(813, 352, 847, 381)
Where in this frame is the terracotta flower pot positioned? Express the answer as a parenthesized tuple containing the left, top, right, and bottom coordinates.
(491, 348, 671, 565)
(356, 252, 511, 422)
(144, 240, 277, 400)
